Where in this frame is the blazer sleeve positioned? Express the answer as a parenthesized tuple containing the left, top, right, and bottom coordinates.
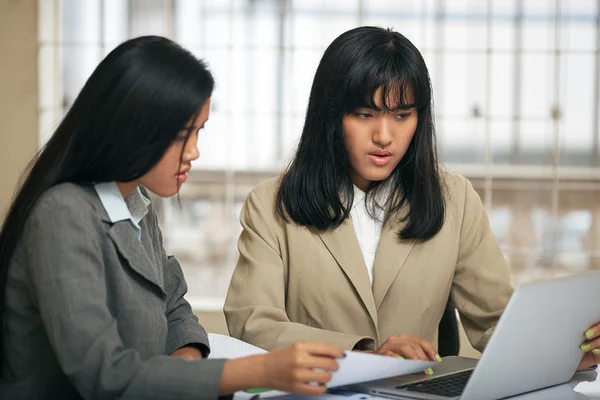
(451, 178, 514, 352)
(143, 198, 210, 357)
(224, 190, 374, 351)
(23, 193, 225, 400)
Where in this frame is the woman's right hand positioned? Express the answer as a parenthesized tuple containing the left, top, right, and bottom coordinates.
(374, 334, 441, 362)
(262, 342, 344, 395)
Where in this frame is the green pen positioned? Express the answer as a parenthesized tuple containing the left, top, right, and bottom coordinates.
(244, 388, 272, 394)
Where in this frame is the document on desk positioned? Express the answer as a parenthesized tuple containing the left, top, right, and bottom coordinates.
(207, 333, 268, 359)
(209, 334, 435, 399)
(329, 351, 435, 387)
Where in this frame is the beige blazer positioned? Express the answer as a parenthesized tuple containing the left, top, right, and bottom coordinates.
(224, 172, 513, 353)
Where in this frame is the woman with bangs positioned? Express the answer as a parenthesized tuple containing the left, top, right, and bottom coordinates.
(225, 26, 600, 370)
(223, 26, 513, 363)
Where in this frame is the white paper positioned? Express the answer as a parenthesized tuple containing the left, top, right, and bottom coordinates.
(207, 333, 267, 359)
(209, 334, 434, 398)
(328, 351, 435, 388)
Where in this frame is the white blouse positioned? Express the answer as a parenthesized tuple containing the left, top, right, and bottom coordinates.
(349, 185, 388, 284)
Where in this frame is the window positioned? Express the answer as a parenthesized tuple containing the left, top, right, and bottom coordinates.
(39, 0, 600, 308)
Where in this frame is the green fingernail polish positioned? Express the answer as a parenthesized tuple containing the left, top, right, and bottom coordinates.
(593, 349, 600, 355)
(586, 330, 595, 339)
(396, 356, 404, 359)
(581, 344, 591, 351)
(244, 388, 272, 394)
(435, 354, 442, 362)
(427, 368, 434, 375)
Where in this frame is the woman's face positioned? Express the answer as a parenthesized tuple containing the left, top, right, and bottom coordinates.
(342, 87, 417, 192)
(119, 99, 211, 198)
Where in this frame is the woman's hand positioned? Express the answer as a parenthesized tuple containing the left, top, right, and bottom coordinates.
(374, 334, 441, 363)
(219, 341, 344, 396)
(262, 342, 344, 395)
(578, 322, 600, 370)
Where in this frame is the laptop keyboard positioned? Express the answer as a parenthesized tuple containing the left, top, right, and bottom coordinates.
(399, 369, 474, 398)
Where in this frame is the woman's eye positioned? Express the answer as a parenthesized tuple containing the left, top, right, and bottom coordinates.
(395, 112, 411, 119)
(356, 112, 372, 119)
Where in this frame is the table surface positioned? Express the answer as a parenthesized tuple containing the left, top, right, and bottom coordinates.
(234, 369, 600, 399)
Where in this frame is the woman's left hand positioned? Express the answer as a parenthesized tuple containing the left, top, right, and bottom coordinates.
(578, 322, 600, 370)
(170, 345, 204, 360)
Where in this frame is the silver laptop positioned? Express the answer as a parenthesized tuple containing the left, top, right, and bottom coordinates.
(346, 269, 600, 400)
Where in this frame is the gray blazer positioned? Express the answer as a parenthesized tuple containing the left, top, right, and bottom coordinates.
(0, 183, 226, 399)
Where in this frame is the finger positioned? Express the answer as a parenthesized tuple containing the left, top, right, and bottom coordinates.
(408, 343, 430, 361)
(416, 338, 441, 362)
(296, 369, 333, 384)
(379, 336, 410, 355)
(294, 383, 328, 396)
(394, 344, 421, 360)
(299, 356, 339, 372)
(383, 350, 402, 358)
(594, 348, 600, 365)
(578, 352, 598, 370)
(580, 337, 600, 353)
(297, 342, 345, 359)
(584, 322, 600, 341)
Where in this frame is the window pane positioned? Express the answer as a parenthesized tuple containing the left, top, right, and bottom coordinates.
(491, 0, 516, 51)
(440, 53, 468, 117)
(103, 0, 128, 44)
(521, 54, 555, 117)
(202, 3, 234, 47)
(62, 46, 101, 107)
(489, 54, 515, 118)
(38, 45, 60, 110)
(128, 0, 166, 37)
(522, 0, 556, 51)
(516, 120, 554, 165)
(174, 0, 205, 48)
(440, 118, 486, 164)
(559, 54, 595, 166)
(61, 0, 101, 43)
(490, 120, 513, 165)
(290, 6, 326, 49)
(289, 49, 321, 112)
(560, 0, 597, 51)
(194, 114, 229, 170)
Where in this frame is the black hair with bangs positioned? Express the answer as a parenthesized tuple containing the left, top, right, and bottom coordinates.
(277, 26, 444, 240)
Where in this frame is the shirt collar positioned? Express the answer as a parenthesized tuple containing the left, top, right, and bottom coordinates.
(352, 185, 367, 210)
(351, 182, 391, 212)
(94, 182, 150, 235)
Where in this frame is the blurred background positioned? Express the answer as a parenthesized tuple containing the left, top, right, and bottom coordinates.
(1, 0, 600, 355)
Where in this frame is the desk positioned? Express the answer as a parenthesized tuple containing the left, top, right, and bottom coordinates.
(234, 370, 600, 399)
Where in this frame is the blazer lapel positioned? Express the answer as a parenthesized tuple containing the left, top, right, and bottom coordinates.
(317, 219, 378, 328)
(372, 220, 415, 309)
(107, 221, 166, 296)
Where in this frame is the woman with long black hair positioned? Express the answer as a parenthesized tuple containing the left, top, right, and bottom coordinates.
(224, 26, 600, 370)
(0, 36, 342, 399)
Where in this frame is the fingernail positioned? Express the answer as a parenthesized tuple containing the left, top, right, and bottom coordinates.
(343, 352, 347, 358)
(426, 368, 434, 375)
(396, 356, 404, 359)
(581, 344, 591, 351)
(586, 330, 595, 339)
(593, 349, 600, 355)
(435, 354, 442, 362)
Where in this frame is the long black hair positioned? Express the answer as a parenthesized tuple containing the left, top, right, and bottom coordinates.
(277, 26, 444, 240)
(0, 36, 214, 348)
